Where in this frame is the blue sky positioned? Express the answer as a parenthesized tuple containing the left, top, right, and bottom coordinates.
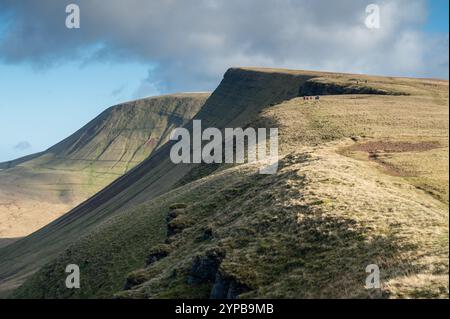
(0, 61, 156, 161)
(0, 0, 448, 162)
(424, 0, 449, 33)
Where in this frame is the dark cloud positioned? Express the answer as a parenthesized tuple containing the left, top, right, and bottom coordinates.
(0, 0, 448, 92)
(14, 141, 31, 151)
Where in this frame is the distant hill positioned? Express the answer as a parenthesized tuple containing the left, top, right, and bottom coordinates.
(0, 68, 447, 298)
(0, 152, 44, 170)
(0, 93, 209, 238)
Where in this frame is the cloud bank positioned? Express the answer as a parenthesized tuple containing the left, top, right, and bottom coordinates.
(0, 0, 448, 92)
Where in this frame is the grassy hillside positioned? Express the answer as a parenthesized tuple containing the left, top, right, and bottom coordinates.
(1, 67, 448, 298)
(0, 93, 209, 238)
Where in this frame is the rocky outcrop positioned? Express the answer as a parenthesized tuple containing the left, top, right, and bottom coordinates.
(210, 271, 250, 299)
(166, 206, 193, 238)
(124, 270, 151, 290)
(194, 68, 315, 128)
(188, 248, 225, 285)
(299, 78, 404, 96)
(145, 244, 172, 266)
(186, 247, 250, 299)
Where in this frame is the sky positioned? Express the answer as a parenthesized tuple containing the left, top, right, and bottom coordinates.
(0, 0, 448, 162)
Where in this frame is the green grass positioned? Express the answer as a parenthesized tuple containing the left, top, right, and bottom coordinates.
(0, 93, 209, 239)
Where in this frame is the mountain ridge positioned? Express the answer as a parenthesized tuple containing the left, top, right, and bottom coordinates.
(0, 67, 448, 298)
(0, 93, 209, 238)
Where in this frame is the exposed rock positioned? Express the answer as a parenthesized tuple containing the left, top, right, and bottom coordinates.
(187, 248, 225, 285)
(166, 213, 193, 237)
(167, 210, 179, 221)
(202, 227, 214, 240)
(166, 207, 193, 237)
(210, 271, 250, 299)
(169, 203, 188, 210)
(298, 79, 404, 96)
(186, 247, 249, 298)
(124, 270, 150, 290)
(145, 244, 172, 266)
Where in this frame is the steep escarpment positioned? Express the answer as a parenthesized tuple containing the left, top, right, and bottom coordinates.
(0, 68, 318, 296)
(0, 93, 209, 239)
(298, 77, 406, 96)
(197, 67, 407, 129)
(194, 67, 314, 128)
(0, 68, 321, 296)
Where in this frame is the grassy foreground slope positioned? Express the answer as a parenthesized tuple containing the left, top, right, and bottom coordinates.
(3, 67, 449, 298)
(0, 93, 208, 238)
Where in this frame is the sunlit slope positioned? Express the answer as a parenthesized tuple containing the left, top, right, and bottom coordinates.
(30, 144, 445, 299)
(0, 93, 208, 238)
(2, 67, 448, 298)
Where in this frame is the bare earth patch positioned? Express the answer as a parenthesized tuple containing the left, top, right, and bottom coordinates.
(345, 141, 442, 154)
(340, 141, 443, 176)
